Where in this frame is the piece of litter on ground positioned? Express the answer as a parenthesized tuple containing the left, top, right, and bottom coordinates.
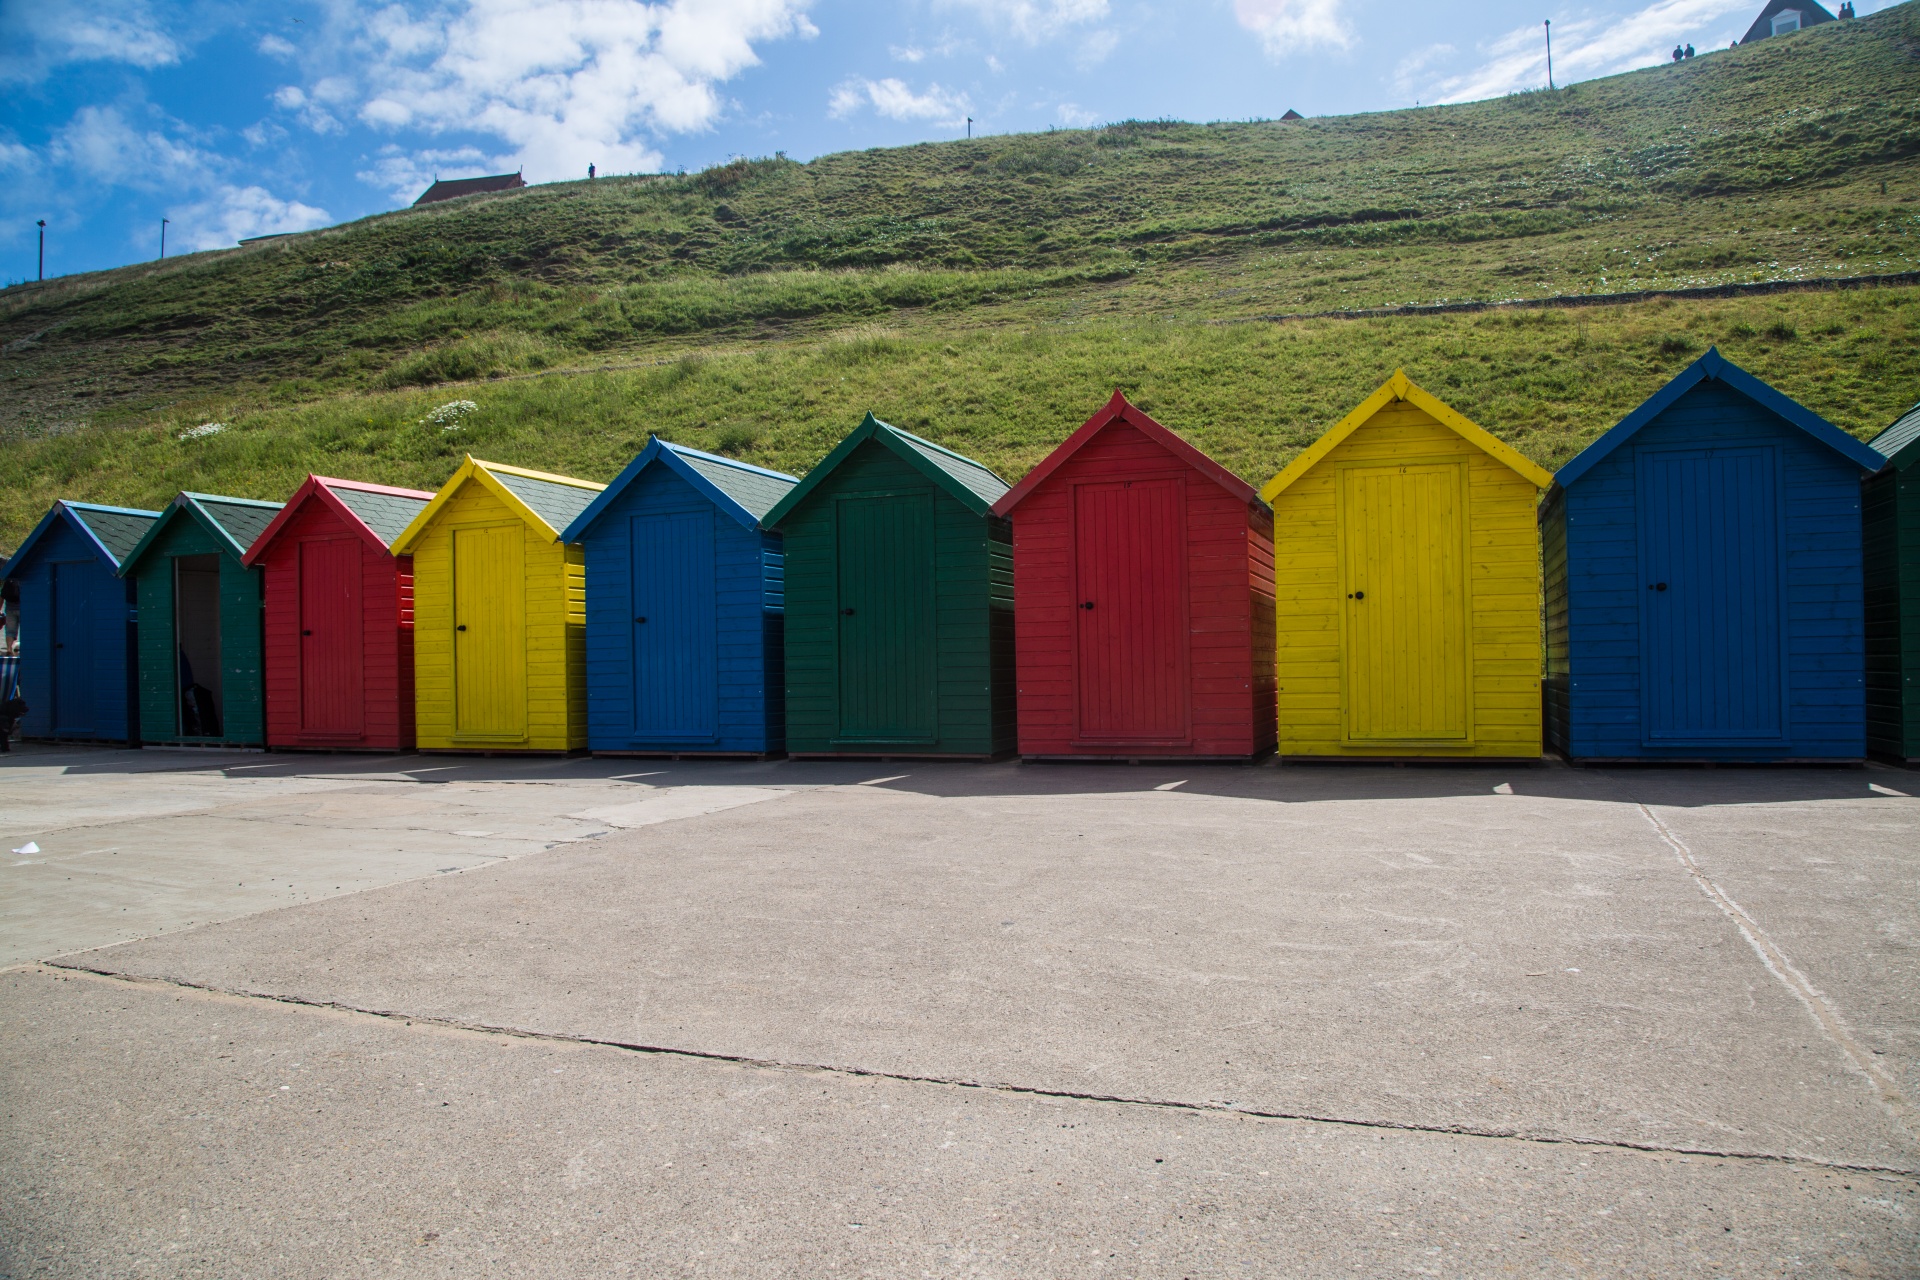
(1525, 971, 1550, 977)
(11, 842, 38, 855)
(1868, 783, 1910, 798)
(858, 775, 909, 786)
(1492, 782, 1514, 795)
(1565, 967, 1581, 973)
(1154, 780, 1188, 791)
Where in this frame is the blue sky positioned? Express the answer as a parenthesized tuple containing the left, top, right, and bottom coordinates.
(1, 0, 1895, 281)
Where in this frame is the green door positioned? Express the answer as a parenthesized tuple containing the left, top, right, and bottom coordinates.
(835, 492, 935, 743)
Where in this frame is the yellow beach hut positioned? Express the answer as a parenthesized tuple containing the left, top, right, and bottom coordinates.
(1260, 371, 1552, 759)
(392, 456, 606, 753)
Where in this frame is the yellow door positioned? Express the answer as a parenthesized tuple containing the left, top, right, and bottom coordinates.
(453, 523, 526, 737)
(1342, 463, 1468, 742)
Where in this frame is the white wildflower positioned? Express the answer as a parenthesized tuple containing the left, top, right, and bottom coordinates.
(425, 399, 479, 430)
(178, 422, 225, 440)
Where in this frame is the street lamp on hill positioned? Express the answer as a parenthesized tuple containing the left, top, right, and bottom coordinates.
(36, 220, 45, 281)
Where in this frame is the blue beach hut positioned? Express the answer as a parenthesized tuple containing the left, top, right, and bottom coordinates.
(561, 438, 798, 756)
(1542, 348, 1884, 762)
(3, 501, 161, 743)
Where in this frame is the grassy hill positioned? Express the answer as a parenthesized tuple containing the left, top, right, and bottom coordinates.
(2, 3, 1918, 546)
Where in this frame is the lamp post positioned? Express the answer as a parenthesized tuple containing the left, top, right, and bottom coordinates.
(37, 219, 46, 281)
(160, 217, 170, 261)
(1545, 20, 1555, 90)
(966, 116, 973, 139)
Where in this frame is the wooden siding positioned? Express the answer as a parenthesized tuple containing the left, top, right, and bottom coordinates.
(411, 481, 586, 751)
(1556, 380, 1865, 761)
(1862, 466, 1917, 759)
(1540, 487, 1571, 756)
(12, 519, 138, 743)
(258, 497, 415, 751)
(1008, 420, 1275, 757)
(779, 439, 1014, 757)
(579, 463, 785, 754)
(130, 517, 266, 746)
(1272, 399, 1542, 758)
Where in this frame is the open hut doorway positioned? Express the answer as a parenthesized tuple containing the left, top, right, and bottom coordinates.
(173, 554, 223, 737)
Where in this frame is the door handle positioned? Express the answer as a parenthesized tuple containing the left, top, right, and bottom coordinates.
(302, 629, 312, 636)
(1649, 582, 1668, 592)
(457, 624, 468, 631)
(842, 607, 856, 616)
(1348, 591, 1365, 600)
(635, 616, 647, 624)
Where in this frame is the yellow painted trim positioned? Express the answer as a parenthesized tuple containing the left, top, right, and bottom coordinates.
(1258, 370, 1552, 501)
(392, 455, 606, 554)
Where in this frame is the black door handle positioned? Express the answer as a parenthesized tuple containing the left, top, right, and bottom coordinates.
(635, 616, 647, 624)
(1650, 582, 1668, 592)
(302, 629, 312, 636)
(1348, 591, 1365, 600)
(457, 624, 468, 631)
(842, 607, 856, 616)
(1080, 601, 1095, 610)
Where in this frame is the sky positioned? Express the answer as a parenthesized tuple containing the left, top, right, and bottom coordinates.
(0, 0, 1900, 282)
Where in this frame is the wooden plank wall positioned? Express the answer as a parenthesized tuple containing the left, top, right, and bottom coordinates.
(1540, 487, 1571, 757)
(259, 500, 414, 751)
(579, 464, 784, 754)
(412, 482, 585, 751)
(131, 519, 266, 746)
(1009, 422, 1272, 756)
(12, 520, 136, 743)
(781, 440, 1012, 757)
(1560, 381, 1865, 760)
(1272, 401, 1542, 757)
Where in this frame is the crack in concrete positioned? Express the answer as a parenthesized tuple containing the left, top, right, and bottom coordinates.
(1634, 802, 1913, 1133)
(40, 959, 1919, 1178)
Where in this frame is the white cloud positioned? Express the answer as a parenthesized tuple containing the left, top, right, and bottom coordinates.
(940, 0, 1108, 42)
(0, 1, 181, 82)
(48, 105, 211, 188)
(0, 139, 36, 174)
(307, 0, 816, 184)
(1074, 28, 1118, 67)
(1056, 102, 1097, 127)
(891, 44, 927, 62)
(171, 184, 332, 251)
(258, 33, 297, 59)
(1233, 0, 1353, 56)
(357, 144, 510, 204)
(829, 77, 972, 127)
(1427, 0, 1755, 103)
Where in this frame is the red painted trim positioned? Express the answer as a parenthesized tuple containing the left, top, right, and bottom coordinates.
(243, 475, 435, 565)
(991, 390, 1266, 517)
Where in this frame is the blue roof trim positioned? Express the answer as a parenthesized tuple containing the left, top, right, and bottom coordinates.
(561, 438, 799, 540)
(1552, 347, 1883, 492)
(4, 500, 161, 577)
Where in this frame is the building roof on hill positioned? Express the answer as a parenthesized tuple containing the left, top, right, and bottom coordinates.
(413, 172, 526, 206)
(1280, 109, 1304, 121)
(1869, 400, 1920, 470)
(1741, 0, 1835, 42)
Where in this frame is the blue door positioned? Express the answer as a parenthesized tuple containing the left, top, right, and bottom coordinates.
(51, 561, 94, 736)
(630, 510, 717, 740)
(1637, 447, 1785, 743)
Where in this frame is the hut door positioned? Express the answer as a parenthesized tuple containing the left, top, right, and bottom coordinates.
(298, 538, 364, 736)
(630, 510, 717, 740)
(1637, 448, 1785, 742)
(452, 523, 527, 737)
(50, 561, 95, 735)
(835, 492, 935, 743)
(1072, 478, 1189, 741)
(174, 555, 224, 738)
(1341, 464, 1468, 742)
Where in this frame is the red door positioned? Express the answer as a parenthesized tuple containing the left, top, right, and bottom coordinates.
(298, 538, 364, 736)
(1073, 477, 1189, 742)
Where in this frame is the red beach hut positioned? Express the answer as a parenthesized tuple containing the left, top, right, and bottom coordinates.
(991, 391, 1277, 759)
(243, 475, 435, 751)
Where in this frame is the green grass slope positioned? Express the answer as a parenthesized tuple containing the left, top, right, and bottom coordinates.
(2, 5, 1918, 546)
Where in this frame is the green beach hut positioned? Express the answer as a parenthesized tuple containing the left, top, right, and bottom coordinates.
(763, 414, 1015, 759)
(1867, 399, 1920, 763)
(119, 491, 284, 746)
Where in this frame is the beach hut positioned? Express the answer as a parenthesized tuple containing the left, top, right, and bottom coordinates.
(990, 391, 1277, 759)
(561, 439, 797, 756)
(3, 500, 160, 743)
(1262, 371, 1552, 759)
(391, 457, 604, 753)
(242, 475, 435, 752)
(1542, 349, 1882, 762)
(763, 414, 1014, 759)
(118, 492, 285, 746)
(1866, 399, 1920, 762)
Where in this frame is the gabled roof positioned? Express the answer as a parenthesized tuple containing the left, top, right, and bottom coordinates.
(1868, 400, 1920, 471)
(1552, 347, 1883, 492)
(1259, 370, 1552, 502)
(763, 413, 1011, 528)
(390, 457, 606, 554)
(241, 476, 437, 565)
(119, 491, 286, 575)
(413, 172, 526, 206)
(561, 438, 799, 541)
(1741, 0, 1834, 42)
(991, 390, 1267, 518)
(4, 500, 161, 578)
